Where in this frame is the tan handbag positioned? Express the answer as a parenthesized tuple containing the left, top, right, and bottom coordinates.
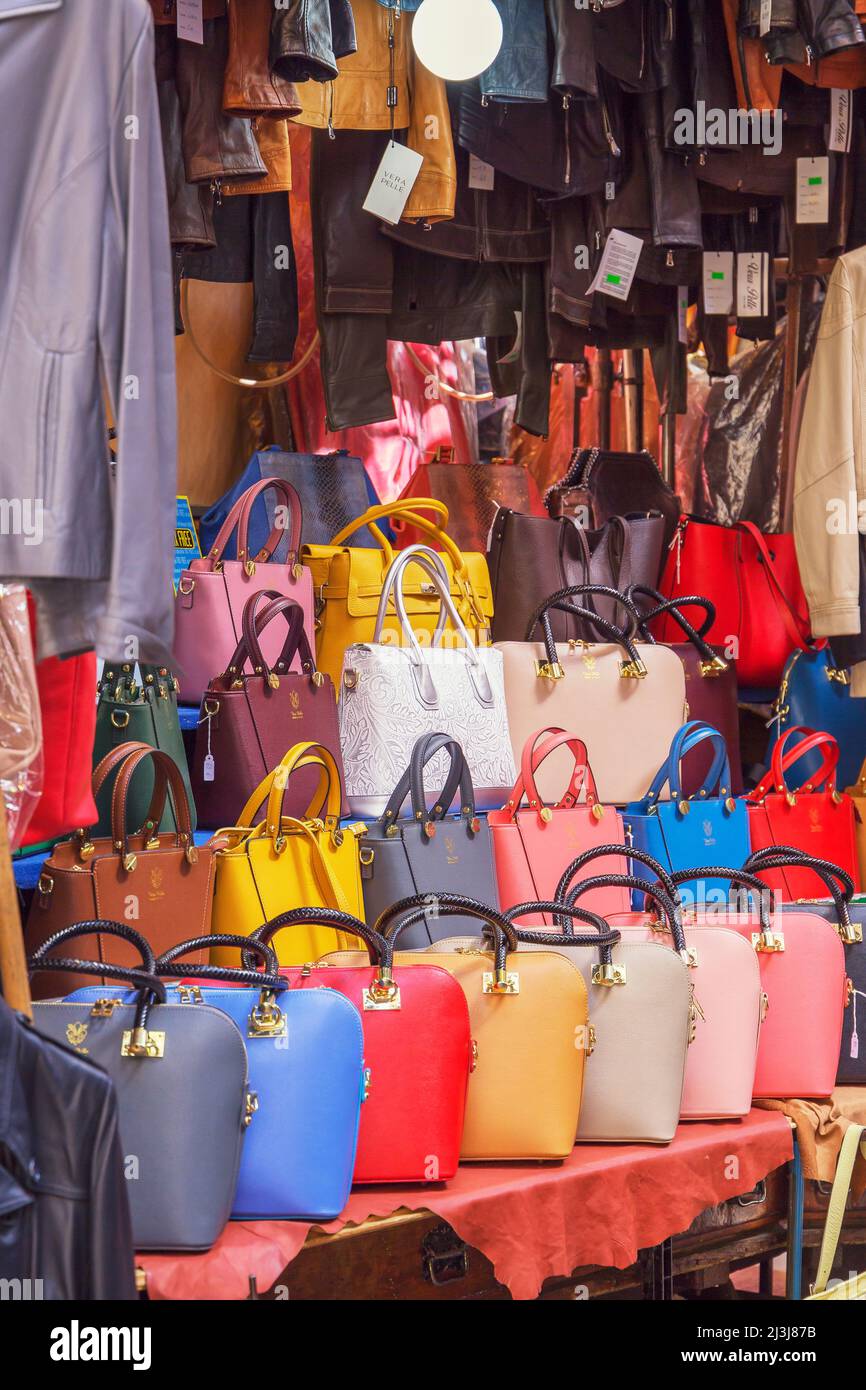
(0, 584, 42, 847)
(322, 895, 589, 1161)
(845, 756, 866, 888)
(494, 584, 687, 805)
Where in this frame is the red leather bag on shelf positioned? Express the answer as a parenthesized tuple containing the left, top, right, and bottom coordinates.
(20, 650, 97, 849)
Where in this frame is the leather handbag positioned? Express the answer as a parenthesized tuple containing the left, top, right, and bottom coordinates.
(769, 648, 866, 792)
(174, 476, 315, 703)
(20, 648, 97, 850)
(847, 755, 866, 889)
(745, 727, 861, 895)
(495, 584, 687, 806)
(746, 847, 866, 1087)
(339, 546, 516, 817)
(627, 586, 742, 796)
(668, 866, 847, 1100)
(302, 498, 494, 690)
(807, 1123, 866, 1301)
(190, 591, 344, 830)
(488, 507, 666, 643)
(545, 447, 681, 552)
(26, 743, 214, 999)
(657, 516, 816, 689)
(29, 922, 251, 1252)
(93, 663, 195, 837)
(0, 584, 41, 848)
(394, 455, 546, 555)
(563, 847, 764, 1121)
(625, 722, 751, 894)
(250, 908, 472, 1184)
(488, 727, 629, 923)
(209, 743, 366, 965)
(359, 733, 501, 946)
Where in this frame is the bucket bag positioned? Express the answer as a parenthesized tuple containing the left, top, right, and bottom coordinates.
(769, 648, 866, 792)
(190, 591, 344, 829)
(174, 476, 315, 702)
(745, 727, 861, 895)
(339, 546, 516, 816)
(495, 584, 687, 806)
(29, 922, 251, 1252)
(488, 727, 629, 922)
(92, 663, 194, 836)
(26, 743, 215, 999)
(359, 732, 500, 946)
(210, 743, 365, 965)
(250, 908, 472, 1184)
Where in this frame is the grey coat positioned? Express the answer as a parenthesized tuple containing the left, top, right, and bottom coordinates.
(0, 0, 176, 664)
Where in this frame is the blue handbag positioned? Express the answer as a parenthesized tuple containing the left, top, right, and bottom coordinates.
(625, 721, 752, 898)
(70, 934, 366, 1223)
(767, 648, 866, 790)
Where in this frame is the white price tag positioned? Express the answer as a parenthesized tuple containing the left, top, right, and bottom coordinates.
(468, 154, 495, 190)
(203, 753, 215, 783)
(605, 180, 616, 202)
(363, 141, 424, 225)
(702, 252, 734, 315)
(736, 252, 769, 318)
(588, 228, 643, 302)
(677, 285, 689, 345)
(759, 0, 772, 35)
(176, 0, 203, 44)
(830, 89, 853, 153)
(796, 156, 830, 224)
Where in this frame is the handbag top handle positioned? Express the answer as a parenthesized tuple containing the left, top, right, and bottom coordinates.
(99, 663, 177, 702)
(28, 920, 167, 1036)
(220, 590, 318, 686)
(745, 846, 859, 942)
(565, 874, 689, 960)
(204, 476, 304, 573)
(627, 586, 728, 675)
(155, 934, 285, 993)
(378, 732, 479, 835)
(645, 721, 733, 808)
(667, 865, 777, 947)
(107, 744, 196, 870)
(250, 906, 386, 968)
(524, 584, 647, 680)
(231, 744, 340, 837)
(504, 901, 622, 969)
(375, 892, 521, 980)
(503, 726, 603, 822)
(748, 725, 841, 802)
(555, 842, 680, 912)
(372, 543, 452, 648)
(29, 917, 156, 973)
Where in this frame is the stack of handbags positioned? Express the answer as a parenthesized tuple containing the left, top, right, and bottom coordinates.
(744, 727, 861, 895)
(174, 477, 316, 703)
(746, 846, 866, 1086)
(667, 866, 847, 1100)
(26, 743, 215, 999)
(494, 584, 687, 806)
(321, 895, 590, 1162)
(93, 662, 194, 835)
(190, 590, 344, 829)
(303, 499, 494, 690)
(29, 923, 252, 1252)
(338, 545, 515, 816)
(769, 648, 866, 791)
(210, 742, 365, 966)
(625, 721, 751, 893)
(488, 726, 630, 922)
(561, 847, 763, 1121)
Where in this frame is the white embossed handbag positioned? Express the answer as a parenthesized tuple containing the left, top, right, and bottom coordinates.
(339, 546, 516, 817)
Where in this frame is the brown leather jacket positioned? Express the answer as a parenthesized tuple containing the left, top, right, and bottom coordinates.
(223, 0, 301, 117)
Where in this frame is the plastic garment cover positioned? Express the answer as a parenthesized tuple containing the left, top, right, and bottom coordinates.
(0, 586, 42, 848)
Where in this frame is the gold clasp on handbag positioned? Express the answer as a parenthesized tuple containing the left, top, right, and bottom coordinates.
(752, 930, 785, 953)
(244, 1092, 259, 1127)
(699, 655, 728, 677)
(248, 991, 287, 1038)
(841, 920, 863, 945)
(826, 666, 850, 685)
(619, 658, 648, 680)
(592, 963, 626, 987)
(121, 1029, 165, 1058)
(534, 659, 564, 681)
(482, 969, 520, 994)
(76, 828, 95, 861)
(90, 998, 121, 1018)
(363, 970, 402, 1010)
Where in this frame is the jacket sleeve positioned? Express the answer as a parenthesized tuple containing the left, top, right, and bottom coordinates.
(97, 13, 177, 665)
(404, 44, 456, 224)
(87, 1076, 137, 1301)
(793, 260, 862, 637)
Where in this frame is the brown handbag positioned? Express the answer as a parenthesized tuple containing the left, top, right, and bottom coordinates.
(25, 743, 215, 999)
(393, 454, 546, 554)
(191, 590, 345, 829)
(546, 447, 681, 551)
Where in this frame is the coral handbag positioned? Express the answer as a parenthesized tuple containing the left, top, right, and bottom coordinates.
(250, 909, 472, 1184)
(625, 721, 751, 895)
(302, 498, 494, 689)
(174, 477, 315, 703)
(745, 727, 861, 895)
(209, 744, 365, 966)
(669, 866, 847, 1099)
(495, 585, 687, 806)
(191, 592, 344, 830)
(488, 727, 629, 924)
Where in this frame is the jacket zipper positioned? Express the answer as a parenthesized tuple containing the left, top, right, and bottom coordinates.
(601, 99, 621, 158)
(563, 95, 572, 188)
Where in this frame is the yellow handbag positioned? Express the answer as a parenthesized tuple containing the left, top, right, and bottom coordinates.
(845, 759, 866, 887)
(210, 742, 367, 965)
(302, 499, 494, 688)
(808, 1123, 866, 1299)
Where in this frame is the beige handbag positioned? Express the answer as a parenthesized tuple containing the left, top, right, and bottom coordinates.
(808, 1123, 866, 1300)
(494, 584, 686, 805)
(0, 585, 42, 847)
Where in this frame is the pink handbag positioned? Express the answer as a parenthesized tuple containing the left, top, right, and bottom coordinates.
(488, 729, 629, 923)
(560, 847, 764, 1120)
(174, 478, 315, 702)
(668, 867, 847, 1101)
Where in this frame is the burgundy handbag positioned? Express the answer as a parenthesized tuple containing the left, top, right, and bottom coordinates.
(628, 586, 742, 796)
(190, 591, 344, 829)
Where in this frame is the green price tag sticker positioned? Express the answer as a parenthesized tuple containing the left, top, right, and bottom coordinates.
(605, 273, 621, 285)
(711, 272, 725, 280)
(808, 176, 823, 186)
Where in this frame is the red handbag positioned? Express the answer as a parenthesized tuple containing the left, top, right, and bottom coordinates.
(20, 650, 97, 849)
(744, 727, 861, 896)
(250, 908, 472, 1184)
(657, 516, 816, 688)
(488, 728, 629, 924)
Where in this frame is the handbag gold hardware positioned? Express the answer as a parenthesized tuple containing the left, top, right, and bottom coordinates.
(752, 930, 786, 953)
(248, 997, 287, 1038)
(591, 803, 605, 821)
(244, 1092, 259, 1127)
(699, 655, 728, 677)
(90, 999, 121, 1018)
(363, 980, 402, 1011)
(121, 1029, 165, 1058)
(76, 829, 95, 861)
(826, 666, 850, 685)
(343, 669, 359, 690)
(37, 873, 53, 896)
(535, 660, 565, 680)
(110, 709, 130, 729)
(586, 1024, 597, 1056)
(178, 576, 195, 596)
(592, 963, 627, 987)
(470, 1040, 479, 1071)
(122, 853, 137, 873)
(482, 970, 520, 994)
(178, 986, 203, 1004)
(619, 658, 648, 679)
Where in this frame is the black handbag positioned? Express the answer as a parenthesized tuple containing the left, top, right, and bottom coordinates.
(360, 734, 501, 947)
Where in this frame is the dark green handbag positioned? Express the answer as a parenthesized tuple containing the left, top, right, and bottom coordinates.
(92, 664, 196, 834)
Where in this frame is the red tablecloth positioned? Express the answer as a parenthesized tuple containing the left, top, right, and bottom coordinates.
(140, 1110, 792, 1301)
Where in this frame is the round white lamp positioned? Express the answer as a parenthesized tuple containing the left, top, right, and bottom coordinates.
(411, 0, 504, 82)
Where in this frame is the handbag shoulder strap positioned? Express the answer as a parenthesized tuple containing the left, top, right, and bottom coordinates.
(236, 476, 304, 569)
(811, 1124, 866, 1296)
(737, 522, 821, 655)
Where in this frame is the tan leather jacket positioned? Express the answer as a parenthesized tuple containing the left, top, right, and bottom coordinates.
(793, 246, 866, 639)
(292, 0, 455, 222)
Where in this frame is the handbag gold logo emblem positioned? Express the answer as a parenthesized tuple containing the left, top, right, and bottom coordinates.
(444, 835, 458, 865)
(66, 1021, 89, 1053)
(148, 867, 165, 901)
(290, 690, 303, 719)
(581, 652, 599, 681)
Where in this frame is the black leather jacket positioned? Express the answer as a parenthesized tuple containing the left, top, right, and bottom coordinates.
(0, 1000, 136, 1300)
(270, 0, 356, 82)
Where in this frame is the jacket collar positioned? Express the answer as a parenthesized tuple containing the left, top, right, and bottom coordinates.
(0, 0, 62, 19)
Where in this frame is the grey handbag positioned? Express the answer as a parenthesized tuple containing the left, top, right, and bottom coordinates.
(360, 733, 501, 947)
(28, 921, 254, 1253)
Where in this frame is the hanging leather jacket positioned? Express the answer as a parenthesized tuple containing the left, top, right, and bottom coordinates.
(546, 0, 598, 98)
(270, 0, 357, 82)
(223, 0, 301, 117)
(175, 18, 266, 185)
(480, 0, 550, 103)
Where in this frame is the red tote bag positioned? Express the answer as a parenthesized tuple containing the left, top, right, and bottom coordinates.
(20, 650, 97, 849)
(657, 517, 816, 687)
(745, 727, 861, 897)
